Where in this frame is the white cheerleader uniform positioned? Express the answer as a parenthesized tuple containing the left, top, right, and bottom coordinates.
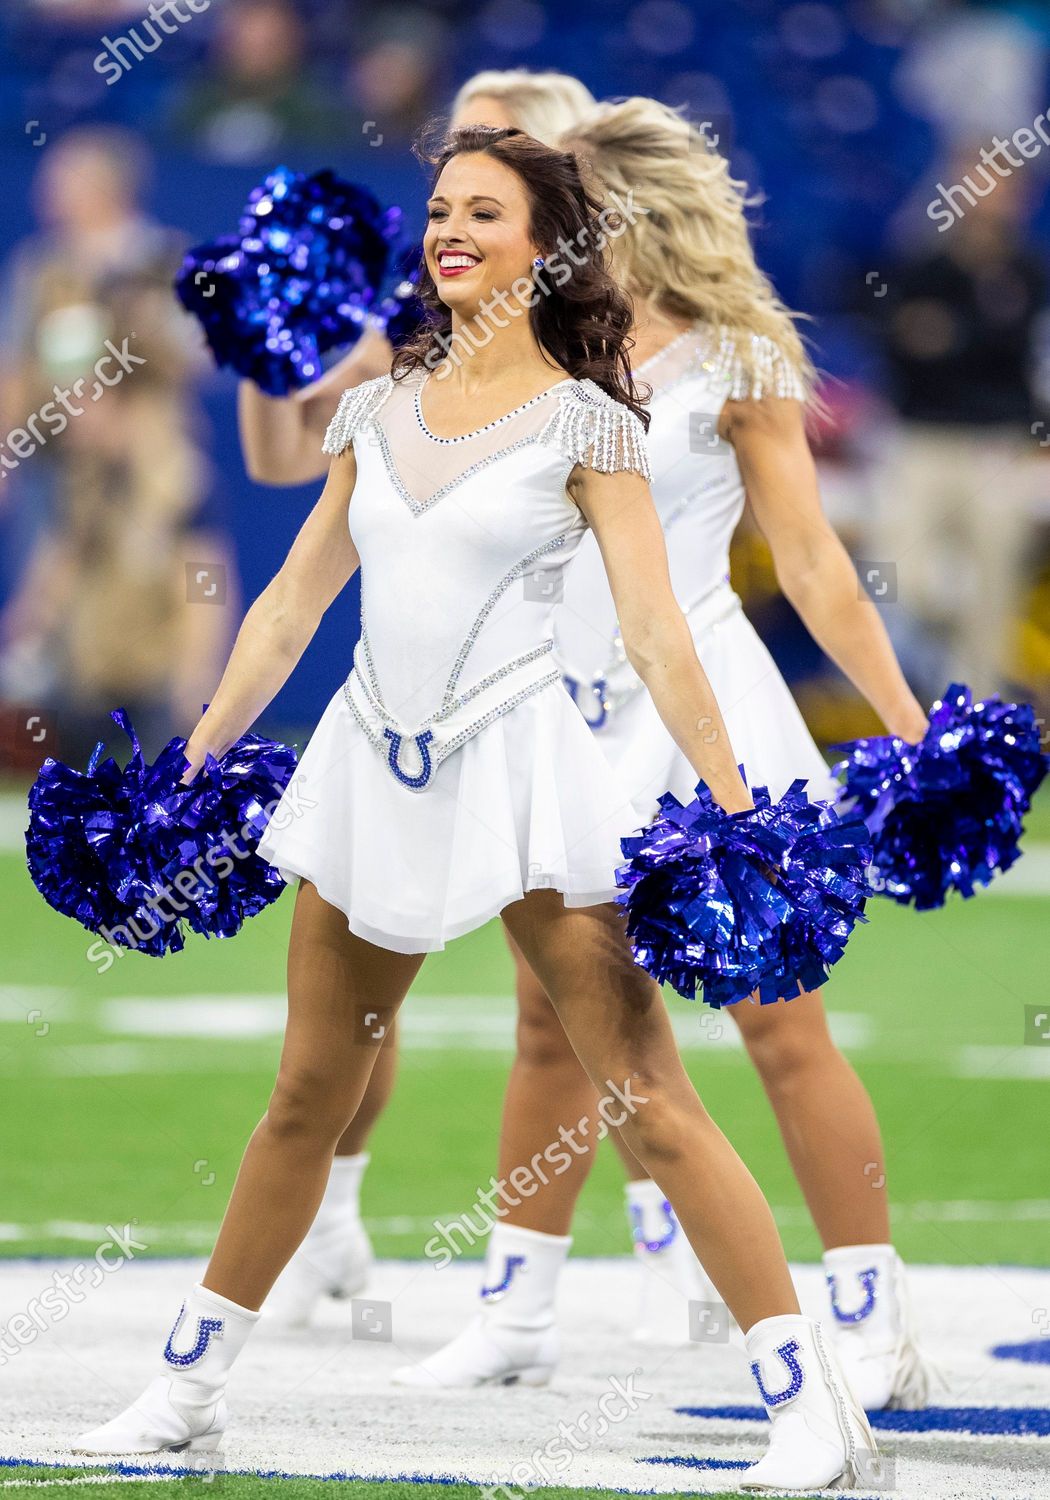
(257, 370, 651, 954)
(554, 324, 837, 819)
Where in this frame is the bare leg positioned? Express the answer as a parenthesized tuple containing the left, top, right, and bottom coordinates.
(731, 989, 890, 1248)
(607, 1107, 649, 1180)
(203, 881, 424, 1309)
(604, 988, 890, 1246)
(496, 934, 602, 1234)
(332, 1016, 400, 1156)
(501, 891, 798, 1331)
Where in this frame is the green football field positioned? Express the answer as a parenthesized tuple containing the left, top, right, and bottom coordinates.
(2, 786, 1048, 1271)
(0, 1469, 747, 1500)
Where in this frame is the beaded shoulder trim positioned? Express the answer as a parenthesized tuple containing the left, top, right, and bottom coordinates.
(695, 325, 807, 402)
(537, 379, 651, 482)
(322, 375, 395, 456)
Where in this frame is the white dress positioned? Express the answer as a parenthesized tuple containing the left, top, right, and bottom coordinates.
(553, 324, 837, 819)
(257, 369, 651, 954)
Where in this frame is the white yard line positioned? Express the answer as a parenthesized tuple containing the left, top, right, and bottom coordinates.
(3, 1199, 1050, 1250)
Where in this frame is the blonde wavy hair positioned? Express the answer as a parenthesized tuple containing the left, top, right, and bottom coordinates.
(451, 69, 596, 147)
(564, 97, 816, 401)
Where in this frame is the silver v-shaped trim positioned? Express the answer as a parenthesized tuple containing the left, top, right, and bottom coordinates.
(371, 417, 573, 518)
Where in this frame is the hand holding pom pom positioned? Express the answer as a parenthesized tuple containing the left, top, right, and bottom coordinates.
(175, 166, 402, 396)
(25, 708, 297, 955)
(834, 683, 1049, 909)
(616, 780, 872, 1008)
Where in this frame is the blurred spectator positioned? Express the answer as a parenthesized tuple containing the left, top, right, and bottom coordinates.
(870, 149, 1047, 699)
(171, 0, 341, 164)
(342, 8, 450, 146)
(894, 4, 1046, 150)
(0, 127, 235, 766)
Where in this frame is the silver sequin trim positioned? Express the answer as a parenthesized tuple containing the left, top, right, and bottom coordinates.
(442, 533, 570, 708)
(565, 579, 740, 721)
(438, 672, 561, 757)
(321, 376, 395, 455)
(342, 663, 562, 789)
(536, 378, 651, 481)
(414, 378, 573, 444)
(651, 324, 806, 404)
(373, 420, 557, 518)
(439, 641, 555, 716)
(355, 534, 570, 726)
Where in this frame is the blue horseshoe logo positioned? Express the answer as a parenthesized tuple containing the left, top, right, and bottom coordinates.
(750, 1337, 805, 1407)
(563, 675, 608, 730)
(163, 1303, 225, 1367)
(827, 1266, 878, 1325)
(480, 1254, 526, 1301)
(383, 727, 434, 788)
(629, 1198, 678, 1253)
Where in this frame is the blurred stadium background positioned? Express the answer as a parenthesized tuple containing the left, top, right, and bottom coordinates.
(1, 2, 1049, 1494)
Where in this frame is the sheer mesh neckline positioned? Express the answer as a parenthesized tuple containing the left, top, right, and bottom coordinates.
(414, 371, 576, 444)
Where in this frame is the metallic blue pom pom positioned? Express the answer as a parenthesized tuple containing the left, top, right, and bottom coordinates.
(615, 779, 871, 1008)
(25, 708, 298, 955)
(833, 683, 1049, 909)
(175, 166, 402, 396)
(375, 242, 426, 350)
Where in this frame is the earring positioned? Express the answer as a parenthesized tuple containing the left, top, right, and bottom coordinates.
(532, 256, 545, 269)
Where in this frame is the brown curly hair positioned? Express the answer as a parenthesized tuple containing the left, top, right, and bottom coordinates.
(392, 125, 648, 426)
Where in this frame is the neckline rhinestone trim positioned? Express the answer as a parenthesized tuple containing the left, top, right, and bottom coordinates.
(414, 372, 575, 444)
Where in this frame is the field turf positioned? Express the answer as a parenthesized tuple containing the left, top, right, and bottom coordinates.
(1, 789, 1048, 1269)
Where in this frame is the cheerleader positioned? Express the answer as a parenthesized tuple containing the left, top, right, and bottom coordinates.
(75, 126, 877, 1492)
(391, 100, 932, 1411)
(242, 70, 598, 1329)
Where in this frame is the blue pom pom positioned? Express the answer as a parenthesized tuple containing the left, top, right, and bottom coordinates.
(175, 166, 402, 396)
(375, 242, 426, 350)
(834, 683, 1049, 909)
(615, 779, 871, 1007)
(26, 708, 298, 955)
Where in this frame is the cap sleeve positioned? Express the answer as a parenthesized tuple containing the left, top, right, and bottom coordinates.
(704, 329, 807, 401)
(322, 375, 394, 457)
(538, 379, 651, 481)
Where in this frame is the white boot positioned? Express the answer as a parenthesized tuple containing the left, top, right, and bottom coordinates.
(266, 1153, 374, 1327)
(625, 1178, 718, 1345)
(740, 1315, 882, 1492)
(75, 1284, 260, 1456)
(392, 1223, 568, 1389)
(824, 1242, 930, 1409)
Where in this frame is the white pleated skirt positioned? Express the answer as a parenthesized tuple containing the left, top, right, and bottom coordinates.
(595, 595, 838, 821)
(257, 679, 643, 954)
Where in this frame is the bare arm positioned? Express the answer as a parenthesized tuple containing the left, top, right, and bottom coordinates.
(572, 466, 753, 814)
(723, 397, 928, 742)
(183, 447, 360, 777)
(238, 329, 393, 487)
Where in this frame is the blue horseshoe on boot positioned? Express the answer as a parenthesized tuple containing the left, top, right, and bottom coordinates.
(827, 1265, 878, 1324)
(163, 1303, 225, 1368)
(751, 1337, 805, 1406)
(480, 1254, 527, 1301)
